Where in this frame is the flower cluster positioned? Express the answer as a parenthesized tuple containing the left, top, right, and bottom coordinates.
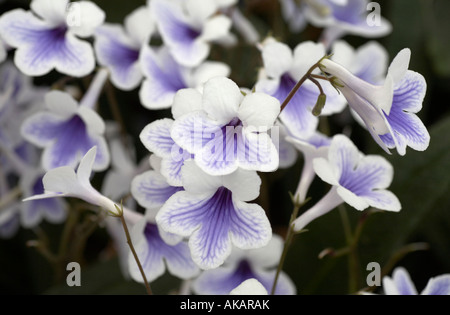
(0, 0, 444, 296)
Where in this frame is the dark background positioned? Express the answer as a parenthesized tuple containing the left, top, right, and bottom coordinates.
(0, 0, 449, 295)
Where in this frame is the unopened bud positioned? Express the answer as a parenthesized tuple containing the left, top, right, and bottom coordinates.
(312, 93, 327, 116)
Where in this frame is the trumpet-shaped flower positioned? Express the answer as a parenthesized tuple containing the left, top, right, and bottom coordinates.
(139, 45, 230, 110)
(292, 134, 401, 232)
(255, 39, 346, 138)
(286, 131, 331, 203)
(322, 48, 429, 155)
(22, 146, 118, 215)
(94, 6, 155, 90)
(150, 0, 232, 67)
(171, 77, 280, 176)
(20, 69, 110, 171)
(156, 161, 272, 270)
(331, 40, 388, 85)
(192, 234, 296, 294)
(0, 0, 105, 77)
(382, 267, 450, 295)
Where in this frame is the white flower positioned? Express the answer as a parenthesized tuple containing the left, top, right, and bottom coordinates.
(150, 0, 232, 67)
(156, 161, 271, 270)
(0, 0, 105, 76)
(292, 134, 401, 232)
(171, 77, 281, 176)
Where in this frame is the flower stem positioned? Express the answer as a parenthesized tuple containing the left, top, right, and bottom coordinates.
(279, 55, 330, 113)
(270, 196, 306, 295)
(115, 204, 152, 295)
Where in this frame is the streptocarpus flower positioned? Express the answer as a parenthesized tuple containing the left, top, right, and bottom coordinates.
(94, 6, 155, 91)
(255, 38, 346, 138)
(382, 267, 450, 295)
(150, 0, 232, 67)
(331, 40, 388, 85)
(140, 118, 193, 187)
(0, 0, 105, 77)
(321, 48, 429, 155)
(304, 0, 392, 47)
(292, 134, 401, 232)
(139, 45, 230, 110)
(22, 146, 119, 215)
(171, 77, 280, 176)
(128, 208, 200, 283)
(21, 69, 110, 171)
(156, 161, 272, 270)
(192, 234, 296, 294)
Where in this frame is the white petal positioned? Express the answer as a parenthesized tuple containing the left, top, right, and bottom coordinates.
(78, 106, 106, 135)
(222, 169, 261, 202)
(181, 160, 222, 194)
(124, 6, 154, 45)
(188, 61, 231, 88)
(76, 146, 97, 188)
(230, 279, 268, 295)
(387, 48, 411, 86)
(336, 186, 369, 211)
(200, 15, 232, 42)
(68, 1, 105, 38)
(238, 92, 280, 131)
(45, 90, 78, 118)
(312, 158, 339, 186)
(171, 88, 203, 119)
(31, 0, 68, 26)
(261, 40, 293, 78)
(291, 41, 326, 79)
(202, 77, 243, 123)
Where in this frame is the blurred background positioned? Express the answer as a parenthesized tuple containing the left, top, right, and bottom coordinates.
(0, 0, 449, 294)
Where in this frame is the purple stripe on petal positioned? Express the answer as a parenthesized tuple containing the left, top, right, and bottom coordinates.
(43, 115, 92, 169)
(274, 74, 318, 136)
(140, 223, 198, 281)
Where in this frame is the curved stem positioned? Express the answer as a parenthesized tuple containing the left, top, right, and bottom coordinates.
(279, 56, 329, 113)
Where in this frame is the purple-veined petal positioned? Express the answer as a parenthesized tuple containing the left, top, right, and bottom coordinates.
(21, 112, 67, 146)
(156, 188, 271, 269)
(130, 222, 199, 282)
(131, 170, 183, 210)
(139, 118, 176, 157)
(271, 75, 319, 138)
(171, 110, 222, 155)
(94, 25, 141, 91)
(0, 8, 96, 77)
(151, 0, 209, 67)
(380, 71, 429, 155)
(139, 45, 187, 109)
